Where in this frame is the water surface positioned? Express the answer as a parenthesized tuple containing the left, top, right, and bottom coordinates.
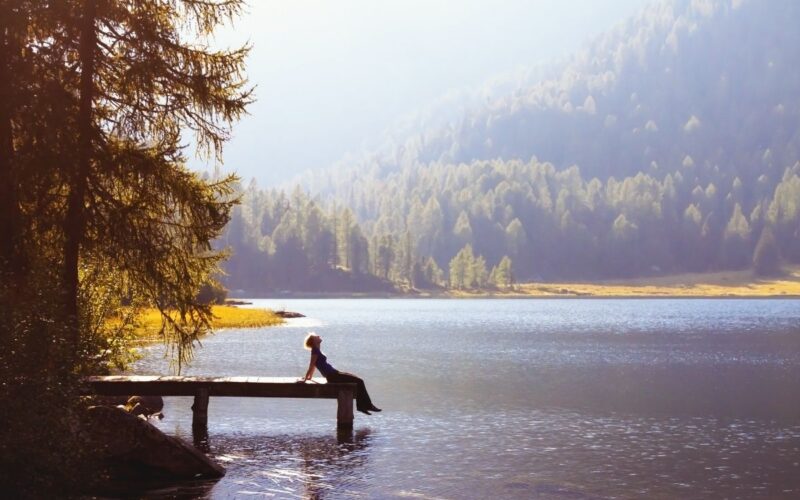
(133, 299, 800, 498)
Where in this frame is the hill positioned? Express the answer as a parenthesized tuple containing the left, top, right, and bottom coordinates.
(220, 0, 800, 293)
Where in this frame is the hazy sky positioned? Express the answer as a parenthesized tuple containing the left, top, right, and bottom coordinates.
(201, 0, 653, 186)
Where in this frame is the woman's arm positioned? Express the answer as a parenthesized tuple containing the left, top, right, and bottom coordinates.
(302, 353, 318, 381)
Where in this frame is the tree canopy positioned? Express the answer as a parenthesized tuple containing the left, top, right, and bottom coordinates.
(0, 1, 250, 493)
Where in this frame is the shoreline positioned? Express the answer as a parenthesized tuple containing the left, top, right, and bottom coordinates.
(231, 267, 800, 300)
(233, 292, 800, 300)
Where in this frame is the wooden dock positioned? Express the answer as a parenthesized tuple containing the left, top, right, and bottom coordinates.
(82, 375, 358, 430)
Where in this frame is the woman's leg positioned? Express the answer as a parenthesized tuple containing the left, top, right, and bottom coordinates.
(327, 371, 374, 411)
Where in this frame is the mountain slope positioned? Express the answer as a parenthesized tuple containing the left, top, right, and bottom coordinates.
(221, 0, 800, 291)
(309, 0, 800, 189)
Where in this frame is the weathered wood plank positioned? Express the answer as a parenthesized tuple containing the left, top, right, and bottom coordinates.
(81, 376, 354, 399)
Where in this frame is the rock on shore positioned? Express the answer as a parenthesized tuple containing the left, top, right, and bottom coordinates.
(84, 405, 225, 479)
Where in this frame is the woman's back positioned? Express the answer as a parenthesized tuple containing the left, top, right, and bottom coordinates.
(311, 346, 337, 377)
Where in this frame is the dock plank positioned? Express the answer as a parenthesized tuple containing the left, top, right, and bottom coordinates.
(81, 375, 353, 399)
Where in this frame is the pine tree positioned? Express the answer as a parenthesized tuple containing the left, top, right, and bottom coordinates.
(55, 0, 251, 366)
(492, 256, 513, 289)
(472, 255, 488, 288)
(753, 226, 781, 276)
(449, 244, 476, 289)
(421, 256, 444, 287)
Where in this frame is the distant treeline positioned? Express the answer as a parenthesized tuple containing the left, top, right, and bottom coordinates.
(220, 158, 798, 292)
(220, 183, 514, 293)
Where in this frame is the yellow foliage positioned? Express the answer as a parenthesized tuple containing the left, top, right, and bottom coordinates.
(451, 266, 800, 298)
(133, 306, 283, 340)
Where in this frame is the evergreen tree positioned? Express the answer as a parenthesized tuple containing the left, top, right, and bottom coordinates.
(753, 226, 781, 276)
(421, 256, 445, 288)
(472, 255, 489, 288)
(492, 256, 513, 289)
(60, 0, 251, 366)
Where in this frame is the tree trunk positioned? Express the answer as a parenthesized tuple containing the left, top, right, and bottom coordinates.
(0, 8, 21, 276)
(62, 0, 96, 353)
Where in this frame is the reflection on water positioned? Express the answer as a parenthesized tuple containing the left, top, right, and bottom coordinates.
(123, 430, 371, 499)
(133, 299, 800, 498)
(205, 429, 371, 499)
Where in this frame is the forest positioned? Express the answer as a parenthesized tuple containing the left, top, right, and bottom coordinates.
(221, 159, 797, 292)
(219, 0, 800, 293)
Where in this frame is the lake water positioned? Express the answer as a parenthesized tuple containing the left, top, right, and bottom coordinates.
(132, 299, 800, 499)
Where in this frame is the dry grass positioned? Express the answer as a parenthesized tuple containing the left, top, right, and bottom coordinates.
(453, 266, 800, 298)
(134, 305, 283, 340)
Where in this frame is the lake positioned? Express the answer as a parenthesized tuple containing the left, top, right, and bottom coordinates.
(132, 299, 800, 498)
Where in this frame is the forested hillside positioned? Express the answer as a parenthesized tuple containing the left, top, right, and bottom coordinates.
(220, 0, 800, 293)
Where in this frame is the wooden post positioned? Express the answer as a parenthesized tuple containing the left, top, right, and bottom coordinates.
(191, 387, 209, 429)
(336, 386, 354, 430)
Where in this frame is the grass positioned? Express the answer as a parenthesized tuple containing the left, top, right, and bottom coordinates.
(133, 305, 283, 340)
(450, 266, 800, 298)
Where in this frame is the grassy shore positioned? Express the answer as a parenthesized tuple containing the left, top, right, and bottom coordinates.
(133, 305, 283, 340)
(448, 266, 800, 298)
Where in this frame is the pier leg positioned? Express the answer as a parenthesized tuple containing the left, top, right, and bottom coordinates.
(191, 387, 209, 430)
(337, 387, 354, 430)
(192, 423, 210, 453)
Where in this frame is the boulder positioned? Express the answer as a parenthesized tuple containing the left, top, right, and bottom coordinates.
(126, 395, 164, 418)
(275, 310, 305, 318)
(84, 405, 224, 479)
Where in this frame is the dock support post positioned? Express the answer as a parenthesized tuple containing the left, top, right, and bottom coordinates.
(337, 386, 354, 430)
(192, 387, 209, 430)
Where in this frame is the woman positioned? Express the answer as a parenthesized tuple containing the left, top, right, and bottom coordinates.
(300, 332, 381, 415)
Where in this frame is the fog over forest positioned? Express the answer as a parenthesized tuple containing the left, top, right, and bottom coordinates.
(219, 0, 800, 293)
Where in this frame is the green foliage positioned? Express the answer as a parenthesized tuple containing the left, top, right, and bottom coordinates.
(448, 245, 470, 290)
(197, 280, 229, 305)
(448, 244, 490, 290)
(420, 256, 445, 288)
(0, 270, 90, 497)
(221, 163, 800, 291)
(221, 189, 394, 293)
(491, 256, 514, 289)
(0, 0, 249, 494)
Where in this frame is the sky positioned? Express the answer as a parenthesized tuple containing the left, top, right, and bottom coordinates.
(199, 0, 654, 186)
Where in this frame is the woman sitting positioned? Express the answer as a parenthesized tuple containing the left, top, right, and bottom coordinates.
(300, 332, 381, 415)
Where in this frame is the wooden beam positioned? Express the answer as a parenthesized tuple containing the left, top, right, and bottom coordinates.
(336, 386, 354, 430)
(81, 376, 356, 400)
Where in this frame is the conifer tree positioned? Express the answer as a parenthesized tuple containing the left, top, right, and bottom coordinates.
(41, 0, 252, 367)
(492, 256, 513, 289)
(753, 226, 781, 276)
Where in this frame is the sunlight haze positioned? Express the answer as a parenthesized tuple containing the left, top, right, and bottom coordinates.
(207, 0, 653, 185)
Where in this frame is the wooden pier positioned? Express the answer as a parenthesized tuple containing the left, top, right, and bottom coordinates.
(82, 375, 358, 430)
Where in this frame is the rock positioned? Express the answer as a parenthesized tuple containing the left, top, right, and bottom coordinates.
(89, 394, 130, 407)
(224, 299, 252, 305)
(84, 405, 225, 479)
(274, 310, 305, 318)
(126, 395, 164, 418)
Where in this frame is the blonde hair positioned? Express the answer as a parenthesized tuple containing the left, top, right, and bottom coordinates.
(304, 333, 317, 350)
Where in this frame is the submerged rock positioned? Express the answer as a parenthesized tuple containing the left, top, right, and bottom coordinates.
(274, 310, 305, 318)
(84, 405, 225, 480)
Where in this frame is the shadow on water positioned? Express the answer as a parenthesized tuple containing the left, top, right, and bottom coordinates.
(131, 428, 374, 499)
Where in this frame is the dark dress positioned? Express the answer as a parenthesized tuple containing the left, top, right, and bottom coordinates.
(311, 346, 376, 412)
